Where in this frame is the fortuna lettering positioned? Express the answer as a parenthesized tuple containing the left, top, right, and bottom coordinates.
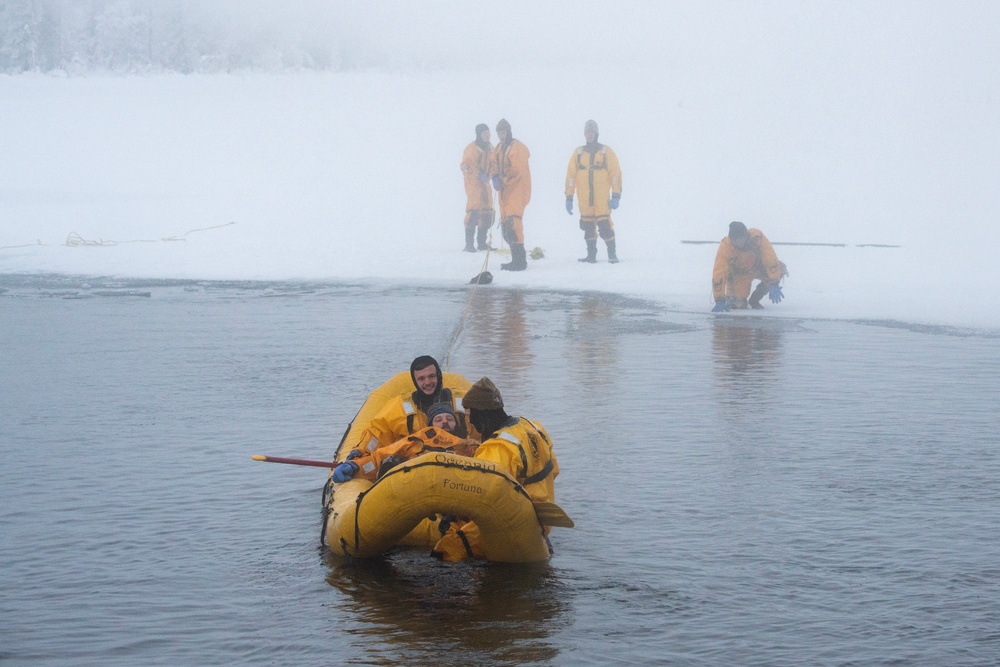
(434, 454, 497, 472)
(441, 478, 484, 494)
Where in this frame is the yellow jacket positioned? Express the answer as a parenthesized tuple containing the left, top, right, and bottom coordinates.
(350, 427, 478, 481)
(489, 140, 531, 219)
(473, 417, 558, 504)
(432, 416, 558, 561)
(712, 228, 784, 300)
(352, 389, 473, 454)
(460, 141, 494, 212)
(565, 144, 622, 217)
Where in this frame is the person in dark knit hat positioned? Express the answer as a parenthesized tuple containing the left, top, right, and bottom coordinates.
(424, 401, 458, 432)
(432, 377, 559, 561)
(333, 401, 478, 482)
(712, 221, 788, 311)
(460, 123, 496, 252)
(347, 356, 472, 457)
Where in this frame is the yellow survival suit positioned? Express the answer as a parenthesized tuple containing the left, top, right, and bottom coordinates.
(433, 416, 558, 561)
(348, 426, 479, 481)
(565, 143, 622, 242)
(350, 357, 474, 455)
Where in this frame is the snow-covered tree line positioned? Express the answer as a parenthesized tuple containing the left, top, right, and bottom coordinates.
(0, 0, 343, 74)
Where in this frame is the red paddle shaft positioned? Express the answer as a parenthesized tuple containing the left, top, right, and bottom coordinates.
(252, 455, 335, 469)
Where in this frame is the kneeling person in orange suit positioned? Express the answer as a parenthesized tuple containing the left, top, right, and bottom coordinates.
(712, 221, 789, 311)
(333, 403, 478, 483)
(432, 377, 559, 562)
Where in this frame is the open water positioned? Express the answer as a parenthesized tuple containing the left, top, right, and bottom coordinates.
(2, 274, 999, 666)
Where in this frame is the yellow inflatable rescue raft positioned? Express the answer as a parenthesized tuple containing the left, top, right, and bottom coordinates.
(321, 371, 555, 563)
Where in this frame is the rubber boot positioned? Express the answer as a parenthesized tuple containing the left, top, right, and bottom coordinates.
(578, 239, 598, 263)
(501, 243, 527, 271)
(463, 226, 476, 252)
(607, 239, 619, 264)
(476, 225, 491, 251)
(748, 282, 769, 309)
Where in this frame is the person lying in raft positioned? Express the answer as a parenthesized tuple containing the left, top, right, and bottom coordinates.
(432, 377, 559, 562)
(332, 402, 479, 483)
(351, 355, 473, 456)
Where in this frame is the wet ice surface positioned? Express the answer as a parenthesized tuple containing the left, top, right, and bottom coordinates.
(2, 275, 998, 666)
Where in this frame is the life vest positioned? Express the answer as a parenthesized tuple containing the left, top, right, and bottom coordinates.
(478, 417, 558, 504)
(353, 426, 478, 481)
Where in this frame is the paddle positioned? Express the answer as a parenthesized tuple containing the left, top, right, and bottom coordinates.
(534, 501, 575, 528)
(252, 455, 336, 469)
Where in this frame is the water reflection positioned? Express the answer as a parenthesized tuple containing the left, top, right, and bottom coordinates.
(711, 319, 786, 404)
(459, 288, 534, 387)
(323, 550, 568, 665)
(567, 293, 619, 384)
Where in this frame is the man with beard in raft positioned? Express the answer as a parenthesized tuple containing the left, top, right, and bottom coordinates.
(332, 402, 478, 482)
(350, 355, 473, 457)
(432, 377, 559, 562)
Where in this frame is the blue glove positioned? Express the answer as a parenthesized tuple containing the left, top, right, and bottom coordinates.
(491, 175, 501, 191)
(345, 448, 363, 461)
(610, 194, 620, 210)
(768, 285, 784, 304)
(712, 299, 731, 313)
(477, 172, 489, 184)
(565, 197, 574, 215)
(332, 461, 359, 483)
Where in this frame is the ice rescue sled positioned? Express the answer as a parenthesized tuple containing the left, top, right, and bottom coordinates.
(321, 371, 560, 563)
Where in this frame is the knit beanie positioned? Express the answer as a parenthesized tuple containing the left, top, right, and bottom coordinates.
(461, 377, 504, 410)
(584, 119, 599, 134)
(728, 221, 749, 240)
(426, 402, 456, 424)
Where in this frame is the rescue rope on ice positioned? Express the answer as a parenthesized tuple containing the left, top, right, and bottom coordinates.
(0, 222, 236, 250)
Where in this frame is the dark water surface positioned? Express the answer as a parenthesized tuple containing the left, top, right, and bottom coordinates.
(2, 275, 999, 666)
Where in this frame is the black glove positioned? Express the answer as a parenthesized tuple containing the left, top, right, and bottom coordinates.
(377, 455, 401, 478)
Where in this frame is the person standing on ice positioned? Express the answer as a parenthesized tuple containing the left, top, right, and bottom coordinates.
(460, 123, 495, 252)
(489, 119, 531, 271)
(712, 221, 788, 311)
(565, 119, 622, 264)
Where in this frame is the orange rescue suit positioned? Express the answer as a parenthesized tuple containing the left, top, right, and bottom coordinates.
(352, 389, 472, 454)
(712, 228, 784, 301)
(489, 140, 531, 243)
(350, 427, 478, 482)
(460, 141, 494, 226)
